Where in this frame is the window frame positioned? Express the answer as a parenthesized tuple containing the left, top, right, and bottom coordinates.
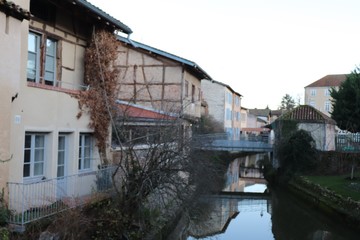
(27, 31, 58, 86)
(324, 100, 331, 112)
(78, 133, 92, 171)
(310, 89, 316, 96)
(23, 133, 46, 180)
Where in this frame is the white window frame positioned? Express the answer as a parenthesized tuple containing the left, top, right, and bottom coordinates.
(324, 101, 331, 112)
(27, 31, 57, 86)
(57, 135, 68, 178)
(23, 133, 46, 180)
(324, 88, 330, 96)
(310, 89, 316, 96)
(78, 134, 92, 171)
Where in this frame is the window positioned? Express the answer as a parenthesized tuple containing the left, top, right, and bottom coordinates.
(309, 101, 315, 107)
(24, 133, 45, 178)
(191, 84, 195, 103)
(226, 108, 231, 120)
(310, 89, 316, 96)
(325, 88, 330, 96)
(79, 134, 92, 171)
(27, 32, 57, 85)
(57, 135, 67, 178)
(185, 80, 189, 97)
(325, 101, 331, 112)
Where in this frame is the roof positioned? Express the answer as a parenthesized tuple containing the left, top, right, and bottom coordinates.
(117, 36, 212, 80)
(270, 109, 287, 117)
(116, 100, 177, 121)
(202, 79, 242, 97)
(305, 74, 347, 88)
(0, 0, 30, 21)
(277, 105, 336, 125)
(72, 0, 132, 34)
(249, 108, 270, 117)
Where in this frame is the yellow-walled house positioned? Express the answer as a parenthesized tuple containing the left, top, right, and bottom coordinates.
(0, 0, 132, 226)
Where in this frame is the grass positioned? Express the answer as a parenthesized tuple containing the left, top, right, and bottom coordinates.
(305, 173, 360, 201)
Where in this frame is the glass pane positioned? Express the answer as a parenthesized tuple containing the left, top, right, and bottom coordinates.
(35, 135, 44, 147)
(57, 166, 64, 177)
(84, 158, 90, 169)
(84, 135, 91, 147)
(46, 39, 56, 55)
(78, 158, 82, 170)
(24, 150, 31, 163)
(58, 151, 64, 165)
(44, 72, 54, 82)
(34, 149, 44, 162)
(84, 146, 91, 158)
(28, 33, 36, 52)
(45, 56, 55, 70)
(34, 162, 43, 176)
(58, 136, 65, 150)
(25, 135, 31, 148)
(23, 164, 30, 177)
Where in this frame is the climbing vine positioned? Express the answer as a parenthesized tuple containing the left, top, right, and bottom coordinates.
(76, 29, 119, 163)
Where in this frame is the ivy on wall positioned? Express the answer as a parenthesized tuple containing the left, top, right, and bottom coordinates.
(75, 29, 119, 163)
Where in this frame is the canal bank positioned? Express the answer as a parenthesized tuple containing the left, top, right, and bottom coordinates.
(287, 176, 360, 231)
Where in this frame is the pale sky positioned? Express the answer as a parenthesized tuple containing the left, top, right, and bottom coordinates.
(88, 0, 360, 110)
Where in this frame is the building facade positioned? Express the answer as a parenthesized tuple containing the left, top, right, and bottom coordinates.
(304, 74, 346, 116)
(0, 0, 132, 215)
(201, 79, 242, 139)
(115, 36, 212, 137)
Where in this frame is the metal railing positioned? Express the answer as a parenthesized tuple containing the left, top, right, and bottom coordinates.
(7, 165, 117, 227)
(336, 133, 360, 152)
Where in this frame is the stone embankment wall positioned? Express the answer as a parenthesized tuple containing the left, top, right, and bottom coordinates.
(289, 176, 360, 229)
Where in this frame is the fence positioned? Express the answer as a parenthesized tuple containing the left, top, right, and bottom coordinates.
(7, 165, 117, 227)
(336, 133, 360, 152)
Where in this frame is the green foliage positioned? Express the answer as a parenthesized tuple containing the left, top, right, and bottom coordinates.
(277, 129, 317, 181)
(0, 189, 9, 226)
(331, 67, 360, 132)
(0, 227, 9, 240)
(279, 94, 296, 110)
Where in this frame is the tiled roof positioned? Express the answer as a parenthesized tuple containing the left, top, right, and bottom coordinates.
(305, 74, 347, 88)
(73, 0, 132, 34)
(278, 105, 336, 124)
(116, 100, 177, 120)
(249, 108, 270, 117)
(118, 36, 213, 81)
(0, 0, 30, 21)
(203, 79, 242, 97)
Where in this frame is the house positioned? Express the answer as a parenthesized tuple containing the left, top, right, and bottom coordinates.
(304, 74, 347, 116)
(201, 79, 242, 140)
(0, 0, 132, 225)
(271, 105, 337, 151)
(240, 108, 270, 141)
(115, 36, 212, 139)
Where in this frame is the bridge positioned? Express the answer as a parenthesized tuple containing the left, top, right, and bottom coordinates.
(192, 133, 273, 153)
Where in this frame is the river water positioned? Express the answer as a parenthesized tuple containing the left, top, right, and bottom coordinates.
(168, 153, 360, 240)
(183, 183, 360, 240)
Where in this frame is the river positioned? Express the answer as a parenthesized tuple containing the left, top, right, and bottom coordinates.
(168, 154, 360, 240)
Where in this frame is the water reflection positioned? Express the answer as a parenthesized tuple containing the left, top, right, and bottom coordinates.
(170, 154, 360, 240)
(184, 188, 360, 240)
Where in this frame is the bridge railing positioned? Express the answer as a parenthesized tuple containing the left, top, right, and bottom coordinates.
(192, 133, 273, 152)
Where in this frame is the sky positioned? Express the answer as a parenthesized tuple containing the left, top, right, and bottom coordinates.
(88, 0, 360, 110)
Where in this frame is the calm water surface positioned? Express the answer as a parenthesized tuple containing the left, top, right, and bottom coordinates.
(184, 182, 360, 240)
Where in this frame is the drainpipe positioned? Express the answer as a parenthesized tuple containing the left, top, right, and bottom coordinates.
(127, 34, 138, 48)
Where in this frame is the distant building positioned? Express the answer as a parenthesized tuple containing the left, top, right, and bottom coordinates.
(304, 74, 347, 116)
(201, 80, 242, 140)
(271, 105, 337, 151)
